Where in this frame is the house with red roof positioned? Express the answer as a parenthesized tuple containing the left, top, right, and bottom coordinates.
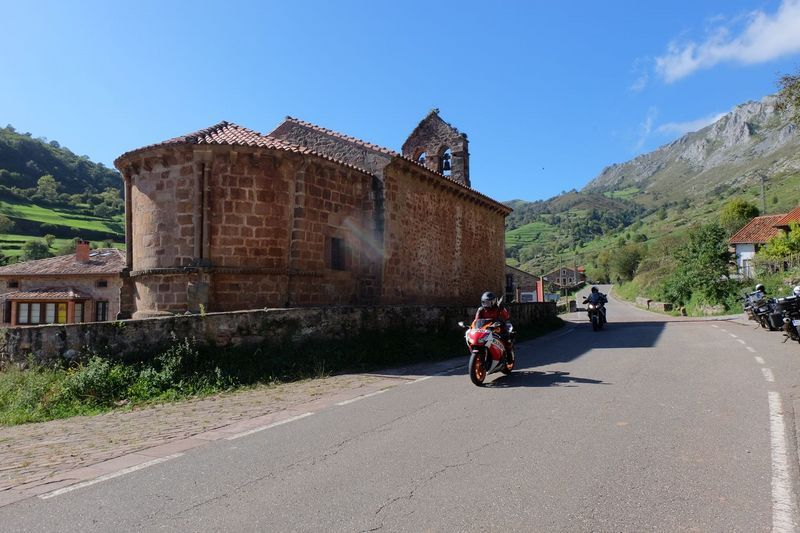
(728, 214, 786, 277)
(0, 241, 126, 326)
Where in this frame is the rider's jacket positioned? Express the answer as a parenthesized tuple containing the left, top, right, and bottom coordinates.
(584, 292, 607, 305)
(474, 305, 511, 323)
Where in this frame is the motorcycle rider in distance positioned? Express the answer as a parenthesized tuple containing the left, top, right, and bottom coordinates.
(474, 291, 514, 362)
(583, 286, 608, 324)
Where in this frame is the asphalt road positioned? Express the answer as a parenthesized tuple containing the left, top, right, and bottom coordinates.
(3, 286, 800, 532)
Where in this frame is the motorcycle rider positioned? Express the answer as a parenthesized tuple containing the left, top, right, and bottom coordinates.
(583, 286, 608, 324)
(474, 291, 514, 361)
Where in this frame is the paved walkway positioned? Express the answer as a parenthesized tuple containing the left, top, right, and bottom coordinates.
(0, 358, 462, 507)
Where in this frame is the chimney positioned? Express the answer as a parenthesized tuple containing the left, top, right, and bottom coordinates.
(76, 240, 91, 263)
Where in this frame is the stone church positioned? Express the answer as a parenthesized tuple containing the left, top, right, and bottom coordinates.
(114, 111, 511, 318)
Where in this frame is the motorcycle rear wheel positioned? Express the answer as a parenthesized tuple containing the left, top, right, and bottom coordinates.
(469, 352, 486, 386)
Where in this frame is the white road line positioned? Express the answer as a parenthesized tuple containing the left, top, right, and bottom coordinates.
(729, 333, 739, 339)
(225, 412, 314, 440)
(409, 376, 433, 384)
(755, 356, 765, 364)
(720, 328, 728, 333)
(768, 391, 797, 532)
(335, 389, 388, 406)
(748, 347, 758, 354)
(40, 453, 184, 499)
(711, 324, 719, 328)
(763, 368, 776, 383)
(737, 339, 746, 345)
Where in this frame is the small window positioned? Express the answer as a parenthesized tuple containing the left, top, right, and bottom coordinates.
(30, 303, 41, 324)
(95, 280, 108, 288)
(331, 238, 346, 271)
(3, 300, 11, 323)
(95, 301, 109, 322)
(57, 303, 67, 324)
(505, 274, 514, 290)
(45, 303, 56, 324)
(7, 280, 19, 288)
(18, 303, 29, 324)
(74, 302, 84, 323)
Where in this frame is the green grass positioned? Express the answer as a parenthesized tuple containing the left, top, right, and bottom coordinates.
(0, 233, 125, 258)
(603, 187, 640, 200)
(505, 221, 559, 245)
(0, 200, 123, 234)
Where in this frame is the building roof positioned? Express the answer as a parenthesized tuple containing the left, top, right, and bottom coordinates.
(728, 214, 786, 244)
(504, 264, 540, 280)
(277, 117, 399, 156)
(272, 117, 511, 214)
(0, 249, 126, 276)
(3, 287, 93, 300)
(114, 121, 373, 175)
(774, 207, 800, 229)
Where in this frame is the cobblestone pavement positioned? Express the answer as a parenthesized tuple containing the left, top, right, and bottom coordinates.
(0, 360, 460, 506)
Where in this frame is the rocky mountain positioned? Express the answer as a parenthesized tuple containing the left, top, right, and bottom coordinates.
(583, 95, 800, 205)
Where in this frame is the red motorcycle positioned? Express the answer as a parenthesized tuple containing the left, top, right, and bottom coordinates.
(458, 319, 515, 386)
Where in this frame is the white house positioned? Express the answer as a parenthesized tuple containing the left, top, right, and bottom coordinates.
(728, 214, 785, 277)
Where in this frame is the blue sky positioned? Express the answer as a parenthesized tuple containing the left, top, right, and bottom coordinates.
(2, 0, 800, 202)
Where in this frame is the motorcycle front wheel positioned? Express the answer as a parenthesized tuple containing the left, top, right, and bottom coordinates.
(591, 315, 599, 331)
(469, 352, 486, 386)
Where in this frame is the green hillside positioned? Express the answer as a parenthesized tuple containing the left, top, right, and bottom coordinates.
(0, 125, 124, 262)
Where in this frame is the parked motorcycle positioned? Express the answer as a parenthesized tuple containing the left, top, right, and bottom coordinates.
(744, 290, 780, 330)
(775, 295, 800, 342)
(458, 318, 514, 386)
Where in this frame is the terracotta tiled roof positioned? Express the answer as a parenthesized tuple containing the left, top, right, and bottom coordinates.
(3, 287, 93, 300)
(0, 249, 126, 276)
(114, 121, 373, 175)
(274, 117, 512, 214)
(278, 117, 399, 156)
(728, 214, 786, 244)
(774, 207, 800, 228)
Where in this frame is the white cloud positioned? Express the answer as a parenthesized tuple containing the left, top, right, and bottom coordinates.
(629, 58, 650, 92)
(656, 111, 728, 136)
(655, 0, 800, 82)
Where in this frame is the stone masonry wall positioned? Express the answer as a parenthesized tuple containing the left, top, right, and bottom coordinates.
(381, 160, 506, 305)
(0, 302, 557, 364)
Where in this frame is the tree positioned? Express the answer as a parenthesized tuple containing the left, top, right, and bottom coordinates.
(720, 197, 759, 235)
(610, 243, 645, 282)
(20, 240, 53, 261)
(759, 222, 800, 259)
(0, 213, 12, 234)
(43, 234, 56, 247)
(662, 223, 732, 305)
(777, 68, 800, 125)
(37, 175, 59, 202)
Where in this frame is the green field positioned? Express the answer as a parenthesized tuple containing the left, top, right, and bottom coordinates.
(0, 200, 123, 234)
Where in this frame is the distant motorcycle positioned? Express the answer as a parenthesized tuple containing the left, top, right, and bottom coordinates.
(585, 302, 606, 331)
(458, 319, 514, 386)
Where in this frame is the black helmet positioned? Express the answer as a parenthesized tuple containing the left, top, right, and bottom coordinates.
(591, 286, 599, 293)
(481, 291, 497, 308)
(755, 284, 765, 292)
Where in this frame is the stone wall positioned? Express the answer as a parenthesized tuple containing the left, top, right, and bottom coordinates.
(124, 145, 382, 316)
(381, 159, 506, 305)
(0, 302, 557, 365)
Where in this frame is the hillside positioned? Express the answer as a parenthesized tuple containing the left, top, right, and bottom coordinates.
(507, 93, 800, 279)
(0, 126, 124, 261)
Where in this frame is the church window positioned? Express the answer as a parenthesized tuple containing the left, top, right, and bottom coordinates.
(417, 151, 427, 165)
(331, 238, 346, 271)
(440, 148, 452, 176)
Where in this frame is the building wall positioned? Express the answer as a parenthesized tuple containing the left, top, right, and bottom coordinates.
(0, 275, 122, 323)
(380, 160, 506, 305)
(123, 146, 383, 315)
